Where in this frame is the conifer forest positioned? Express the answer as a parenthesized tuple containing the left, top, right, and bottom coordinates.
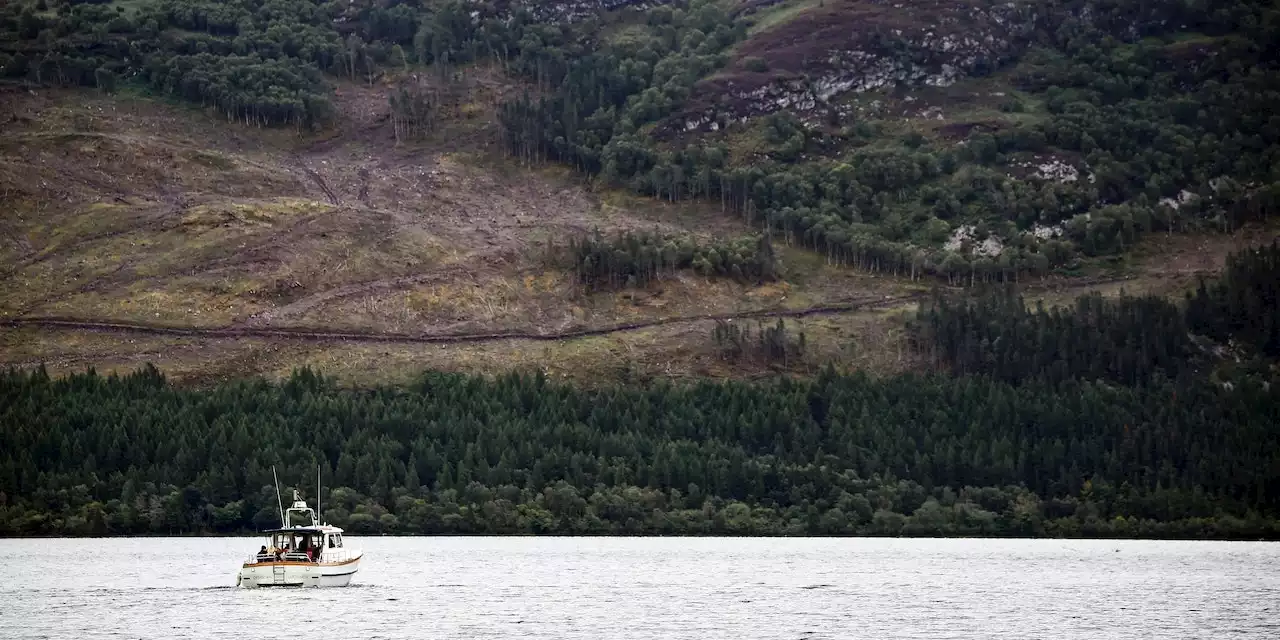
(2, 0, 1280, 539)
(3, 244, 1279, 538)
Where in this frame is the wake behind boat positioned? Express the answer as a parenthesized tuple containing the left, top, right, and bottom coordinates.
(237, 468, 361, 588)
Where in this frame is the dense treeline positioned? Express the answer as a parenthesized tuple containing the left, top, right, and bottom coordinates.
(915, 244, 1280, 387)
(4, 1, 1280, 541)
(498, 1, 742, 170)
(2, 363, 1278, 538)
(1, 0, 344, 126)
(4, 252, 1279, 539)
(914, 290, 1199, 387)
(0, 0, 577, 127)
(555, 229, 778, 291)
(1186, 242, 1280, 358)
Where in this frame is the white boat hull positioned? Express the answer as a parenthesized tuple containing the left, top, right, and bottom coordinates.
(238, 556, 361, 588)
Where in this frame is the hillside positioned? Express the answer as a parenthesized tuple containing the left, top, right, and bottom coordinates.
(3, 0, 1280, 540)
(4, 249, 1280, 537)
(0, 0, 1278, 386)
(0, 84, 929, 383)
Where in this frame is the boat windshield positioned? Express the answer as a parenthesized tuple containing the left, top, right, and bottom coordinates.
(256, 531, 326, 561)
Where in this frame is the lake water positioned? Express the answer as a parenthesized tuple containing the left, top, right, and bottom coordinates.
(0, 537, 1277, 639)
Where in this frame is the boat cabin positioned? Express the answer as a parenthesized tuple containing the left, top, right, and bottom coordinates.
(257, 527, 344, 563)
(252, 490, 345, 564)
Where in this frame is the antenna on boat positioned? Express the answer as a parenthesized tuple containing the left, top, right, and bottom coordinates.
(272, 465, 285, 527)
(316, 463, 322, 525)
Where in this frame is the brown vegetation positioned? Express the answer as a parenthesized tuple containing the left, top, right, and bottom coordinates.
(0, 69, 1272, 385)
(0, 82, 918, 383)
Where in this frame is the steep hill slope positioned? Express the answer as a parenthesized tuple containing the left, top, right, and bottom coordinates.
(3, 0, 1280, 542)
(0, 83, 928, 383)
(1, 0, 1277, 384)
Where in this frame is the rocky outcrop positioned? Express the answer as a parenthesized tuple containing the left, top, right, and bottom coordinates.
(672, 0, 1041, 133)
(506, 0, 671, 24)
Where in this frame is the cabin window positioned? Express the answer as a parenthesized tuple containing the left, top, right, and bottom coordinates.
(335, 534, 343, 548)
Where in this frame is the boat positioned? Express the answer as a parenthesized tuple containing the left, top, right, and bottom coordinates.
(237, 467, 362, 588)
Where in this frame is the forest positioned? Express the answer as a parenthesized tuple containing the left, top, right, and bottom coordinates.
(494, 0, 1280, 282)
(2, 245, 1278, 538)
(913, 242, 1280, 388)
(3, 1, 1280, 539)
(4, 0, 1279, 282)
(553, 230, 779, 291)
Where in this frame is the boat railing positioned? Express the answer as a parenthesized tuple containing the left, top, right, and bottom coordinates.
(244, 548, 361, 564)
(244, 552, 317, 564)
(245, 549, 359, 564)
(320, 548, 361, 564)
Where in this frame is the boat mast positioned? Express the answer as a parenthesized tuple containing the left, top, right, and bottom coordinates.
(316, 463, 322, 525)
(272, 465, 285, 527)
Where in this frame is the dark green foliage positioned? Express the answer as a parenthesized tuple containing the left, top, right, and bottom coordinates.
(0, 0, 343, 127)
(2, 0, 1280, 542)
(1, 362, 1278, 538)
(7, 0, 1277, 272)
(558, 230, 778, 291)
(712, 319, 806, 366)
(0, 0, 566, 128)
(914, 288, 1198, 386)
(493, 0, 1280, 282)
(3, 248, 1279, 538)
(915, 245, 1280, 387)
(1186, 242, 1280, 357)
(498, 0, 741, 174)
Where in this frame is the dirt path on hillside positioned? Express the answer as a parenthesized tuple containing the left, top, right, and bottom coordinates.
(0, 270, 1217, 346)
(5, 82, 1274, 373)
(3, 293, 924, 345)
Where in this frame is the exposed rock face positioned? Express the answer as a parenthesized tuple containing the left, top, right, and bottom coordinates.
(1159, 190, 1198, 211)
(944, 224, 1005, 258)
(1007, 155, 1091, 184)
(506, 0, 669, 24)
(1030, 224, 1065, 241)
(672, 0, 1041, 133)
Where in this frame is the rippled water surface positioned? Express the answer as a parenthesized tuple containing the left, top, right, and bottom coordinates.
(2, 537, 1278, 639)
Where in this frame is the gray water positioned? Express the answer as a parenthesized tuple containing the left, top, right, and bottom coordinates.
(0, 537, 1277, 639)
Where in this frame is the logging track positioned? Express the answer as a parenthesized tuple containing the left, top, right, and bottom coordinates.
(1, 294, 924, 345)
(1, 273, 1167, 346)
